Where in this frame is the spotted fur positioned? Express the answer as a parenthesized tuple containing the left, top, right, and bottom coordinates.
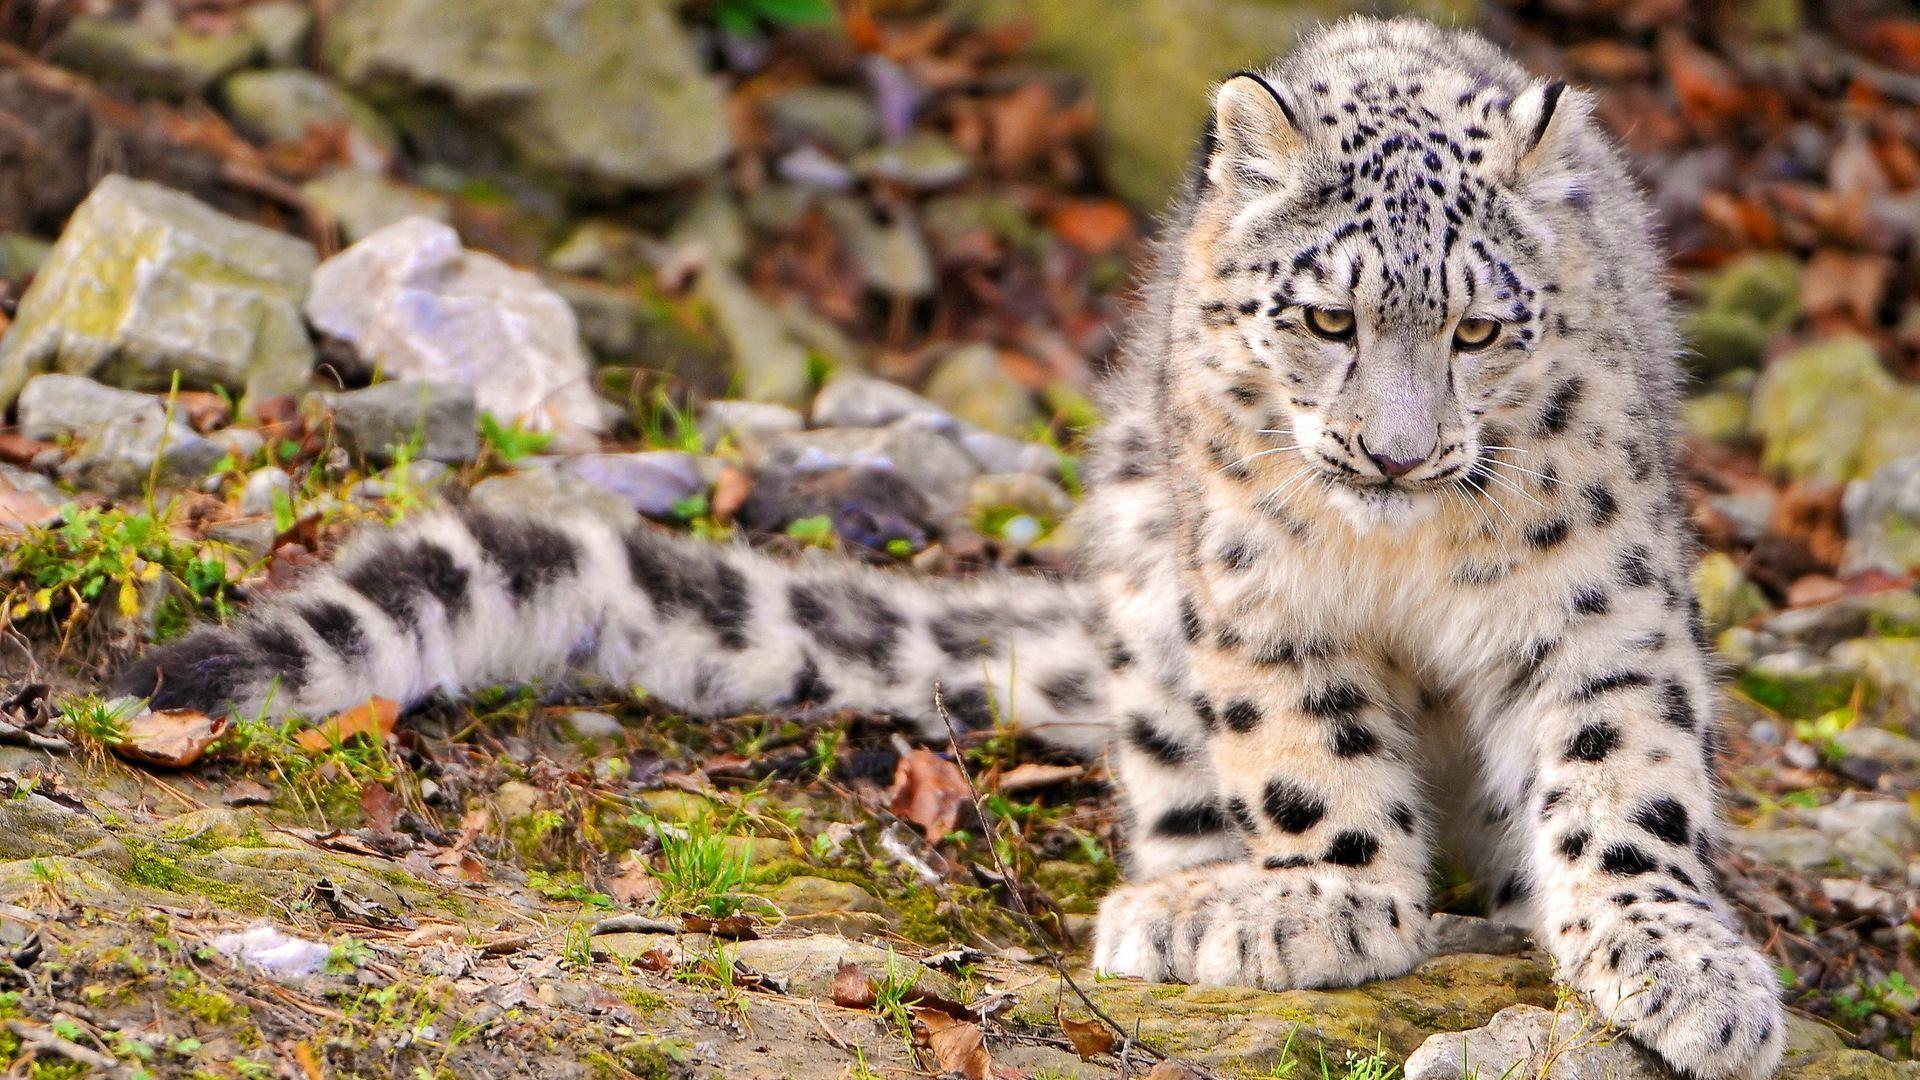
(116, 16, 1779, 1079)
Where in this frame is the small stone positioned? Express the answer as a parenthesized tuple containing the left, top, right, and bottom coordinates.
(308, 381, 478, 465)
(564, 710, 623, 739)
(763, 87, 880, 157)
(699, 400, 805, 464)
(696, 266, 814, 406)
(811, 375, 955, 431)
(546, 221, 653, 282)
(730, 934, 958, 1001)
(223, 70, 396, 167)
(1683, 375, 1753, 444)
(239, 467, 291, 517)
(1844, 455, 1920, 576)
(210, 426, 265, 463)
(52, 13, 259, 98)
(301, 170, 449, 243)
(1426, 914, 1535, 958)
(761, 421, 978, 521)
(956, 428, 1060, 476)
(304, 217, 604, 449)
(492, 780, 544, 822)
(208, 518, 277, 558)
(667, 189, 749, 268)
(821, 198, 934, 298)
(1694, 552, 1770, 637)
(558, 452, 705, 521)
(348, 458, 450, 505)
(854, 132, 972, 188)
(923, 344, 1042, 436)
(467, 469, 634, 526)
(1405, 1004, 1664, 1080)
(777, 145, 857, 191)
(0, 176, 317, 410)
(244, 1, 313, 65)
(61, 409, 226, 496)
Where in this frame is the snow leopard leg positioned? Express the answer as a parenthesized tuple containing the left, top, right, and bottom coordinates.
(1487, 617, 1784, 1080)
(1094, 639, 1431, 989)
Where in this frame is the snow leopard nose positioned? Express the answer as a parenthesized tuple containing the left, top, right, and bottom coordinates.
(1357, 434, 1426, 478)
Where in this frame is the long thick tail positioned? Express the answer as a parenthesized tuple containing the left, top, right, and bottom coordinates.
(113, 505, 1112, 755)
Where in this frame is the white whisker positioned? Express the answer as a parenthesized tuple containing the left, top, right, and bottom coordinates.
(1481, 458, 1562, 486)
(1481, 468, 1546, 510)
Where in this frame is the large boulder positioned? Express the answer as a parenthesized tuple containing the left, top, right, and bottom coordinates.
(0, 176, 316, 410)
(303, 217, 605, 450)
(326, 0, 729, 191)
(976, 0, 1476, 207)
(1749, 336, 1920, 484)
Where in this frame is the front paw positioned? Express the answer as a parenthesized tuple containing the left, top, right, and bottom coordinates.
(1092, 865, 1426, 990)
(1567, 905, 1784, 1080)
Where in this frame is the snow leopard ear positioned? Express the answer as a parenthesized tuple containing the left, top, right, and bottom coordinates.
(1509, 80, 1590, 177)
(1204, 72, 1305, 191)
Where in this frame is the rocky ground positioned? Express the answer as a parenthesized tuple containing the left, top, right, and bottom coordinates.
(1, 0, 1920, 1077)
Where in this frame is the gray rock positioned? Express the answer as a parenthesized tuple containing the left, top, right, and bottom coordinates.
(811, 375, 955, 432)
(730, 934, 958, 1001)
(210, 426, 265, 463)
(564, 710, 623, 739)
(956, 428, 1059, 477)
(1694, 552, 1770, 637)
(1426, 914, 1535, 958)
(666, 189, 749, 268)
(970, 473, 1074, 525)
(1832, 725, 1920, 771)
(208, 518, 278, 559)
(302, 170, 452, 245)
(1405, 1004, 1664, 1080)
(924, 343, 1042, 437)
(854, 133, 972, 189)
(467, 469, 634, 527)
(244, 1, 313, 65)
(239, 467, 292, 517)
(51, 13, 258, 98)
(1845, 456, 1920, 576)
(348, 458, 450, 505)
(821, 198, 934, 298)
(696, 266, 814, 407)
(61, 409, 226, 496)
(305, 217, 604, 450)
(558, 452, 705, 521)
(222, 70, 396, 168)
(17, 374, 166, 442)
(327, 0, 729, 191)
(0, 464, 63, 508)
(0, 176, 316, 410)
(763, 87, 880, 156)
(699, 401, 805, 464)
(546, 220, 655, 282)
(309, 381, 478, 465)
(762, 421, 978, 519)
(777, 145, 857, 191)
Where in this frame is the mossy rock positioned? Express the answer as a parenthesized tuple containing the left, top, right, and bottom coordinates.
(1749, 336, 1920, 484)
(1694, 552, 1771, 636)
(1735, 664, 1871, 720)
(0, 796, 129, 874)
(1780, 1049, 1920, 1080)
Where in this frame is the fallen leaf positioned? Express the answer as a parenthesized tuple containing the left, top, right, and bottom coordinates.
(888, 748, 971, 844)
(830, 960, 876, 1009)
(1058, 1012, 1117, 1062)
(223, 779, 274, 806)
(0, 477, 56, 532)
(604, 853, 660, 907)
(1047, 199, 1133, 255)
(112, 708, 229, 769)
(710, 465, 754, 522)
(993, 762, 1084, 794)
(914, 1008, 991, 1080)
(682, 912, 758, 939)
(636, 946, 675, 974)
(360, 782, 401, 831)
(296, 697, 399, 752)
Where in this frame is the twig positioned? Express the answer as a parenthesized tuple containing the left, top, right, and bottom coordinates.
(932, 684, 1184, 1073)
(6, 1020, 126, 1075)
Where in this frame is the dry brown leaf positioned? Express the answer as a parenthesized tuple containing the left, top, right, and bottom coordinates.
(0, 477, 57, 532)
(710, 465, 754, 523)
(914, 1008, 991, 1080)
(1058, 1013, 1117, 1062)
(888, 748, 971, 843)
(1047, 199, 1133, 256)
(605, 853, 661, 907)
(112, 708, 229, 769)
(223, 779, 273, 806)
(830, 960, 876, 1009)
(994, 762, 1084, 795)
(359, 782, 401, 831)
(296, 697, 399, 752)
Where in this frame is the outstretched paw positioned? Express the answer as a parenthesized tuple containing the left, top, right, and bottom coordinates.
(1092, 864, 1426, 990)
(1564, 901, 1784, 1080)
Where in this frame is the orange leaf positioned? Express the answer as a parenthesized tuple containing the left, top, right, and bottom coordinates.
(113, 709, 229, 769)
(1047, 199, 1134, 256)
(887, 748, 971, 843)
(296, 698, 399, 752)
(1058, 1013, 1117, 1062)
(831, 960, 876, 1009)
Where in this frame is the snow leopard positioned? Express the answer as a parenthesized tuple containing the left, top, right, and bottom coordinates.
(116, 17, 1784, 1079)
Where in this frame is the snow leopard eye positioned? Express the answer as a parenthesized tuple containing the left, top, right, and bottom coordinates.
(1303, 306, 1356, 342)
(1453, 317, 1501, 351)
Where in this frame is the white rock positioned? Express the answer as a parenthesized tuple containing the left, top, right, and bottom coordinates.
(1405, 1004, 1662, 1080)
(303, 217, 605, 451)
(210, 923, 331, 978)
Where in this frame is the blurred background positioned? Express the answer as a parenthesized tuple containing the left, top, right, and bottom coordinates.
(2, 0, 1920, 1076)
